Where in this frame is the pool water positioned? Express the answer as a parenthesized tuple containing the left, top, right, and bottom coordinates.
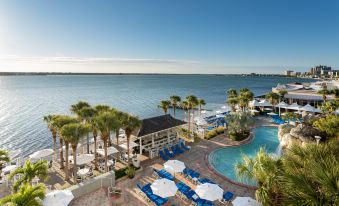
(208, 126, 279, 186)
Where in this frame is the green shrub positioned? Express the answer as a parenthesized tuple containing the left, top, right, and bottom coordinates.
(205, 130, 217, 139)
(125, 166, 136, 179)
(216, 126, 225, 134)
(229, 130, 250, 141)
(115, 168, 127, 180)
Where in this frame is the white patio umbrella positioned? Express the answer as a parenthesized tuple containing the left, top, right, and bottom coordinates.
(267, 112, 277, 116)
(75, 154, 95, 165)
(43, 190, 74, 206)
(232, 197, 261, 206)
(119, 141, 138, 150)
(29, 149, 54, 160)
(151, 178, 178, 198)
(195, 183, 224, 201)
(288, 103, 302, 111)
(164, 160, 185, 173)
(2, 165, 17, 174)
(97, 146, 119, 156)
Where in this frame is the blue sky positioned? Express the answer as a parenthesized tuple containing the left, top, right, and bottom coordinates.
(0, 0, 338, 74)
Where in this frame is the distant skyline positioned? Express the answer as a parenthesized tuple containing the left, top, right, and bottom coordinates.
(0, 0, 338, 74)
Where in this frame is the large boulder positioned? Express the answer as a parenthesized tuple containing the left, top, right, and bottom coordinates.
(289, 124, 322, 143)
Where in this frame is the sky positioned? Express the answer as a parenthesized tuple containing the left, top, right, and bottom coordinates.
(0, 0, 338, 74)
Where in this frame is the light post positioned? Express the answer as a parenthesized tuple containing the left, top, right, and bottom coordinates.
(315, 136, 321, 145)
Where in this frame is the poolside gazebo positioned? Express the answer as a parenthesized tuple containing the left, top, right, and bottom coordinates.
(134, 114, 187, 159)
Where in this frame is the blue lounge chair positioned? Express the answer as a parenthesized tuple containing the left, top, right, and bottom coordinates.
(159, 150, 169, 161)
(198, 178, 215, 184)
(174, 144, 184, 154)
(171, 146, 179, 156)
(222, 191, 234, 202)
(157, 169, 175, 181)
(138, 183, 168, 206)
(164, 148, 175, 158)
(183, 168, 200, 179)
(179, 142, 190, 151)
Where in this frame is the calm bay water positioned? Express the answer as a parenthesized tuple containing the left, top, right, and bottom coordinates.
(0, 74, 315, 157)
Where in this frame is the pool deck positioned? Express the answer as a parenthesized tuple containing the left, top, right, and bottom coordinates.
(70, 117, 275, 206)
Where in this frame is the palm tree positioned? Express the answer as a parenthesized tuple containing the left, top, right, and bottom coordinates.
(94, 104, 111, 113)
(70, 101, 91, 117)
(0, 149, 10, 167)
(0, 149, 10, 177)
(265, 92, 280, 112)
(9, 160, 48, 192)
(71, 101, 91, 153)
(236, 148, 283, 206)
(170, 95, 181, 118)
(93, 110, 120, 172)
(226, 97, 239, 112)
(281, 141, 339, 205)
(186, 95, 198, 133)
(112, 110, 126, 148)
(278, 90, 288, 101)
(181, 100, 189, 122)
(197, 99, 206, 117)
(238, 89, 254, 111)
(43, 114, 59, 160)
(78, 106, 97, 154)
(0, 183, 46, 206)
(158, 100, 171, 115)
(52, 115, 78, 170)
(226, 88, 238, 98)
(61, 123, 91, 183)
(122, 114, 142, 164)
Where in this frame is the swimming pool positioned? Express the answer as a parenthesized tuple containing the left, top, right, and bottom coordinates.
(208, 126, 279, 186)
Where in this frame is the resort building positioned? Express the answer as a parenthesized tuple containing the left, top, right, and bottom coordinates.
(272, 81, 338, 107)
(133, 114, 186, 158)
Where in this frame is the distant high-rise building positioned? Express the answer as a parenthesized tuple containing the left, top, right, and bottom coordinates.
(309, 65, 331, 76)
(284, 70, 294, 76)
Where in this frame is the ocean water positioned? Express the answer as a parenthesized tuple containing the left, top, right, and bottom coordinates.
(0, 75, 314, 157)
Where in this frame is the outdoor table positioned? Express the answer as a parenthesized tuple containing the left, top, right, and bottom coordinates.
(77, 168, 90, 179)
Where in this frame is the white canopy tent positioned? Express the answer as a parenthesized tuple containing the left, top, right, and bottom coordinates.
(249, 100, 261, 107)
(301, 104, 321, 113)
(258, 100, 273, 107)
(287, 103, 302, 111)
(195, 183, 224, 201)
(232, 197, 261, 206)
(119, 141, 138, 150)
(29, 149, 54, 160)
(151, 178, 178, 198)
(276, 101, 288, 116)
(97, 146, 119, 156)
(74, 154, 95, 165)
(43, 190, 74, 206)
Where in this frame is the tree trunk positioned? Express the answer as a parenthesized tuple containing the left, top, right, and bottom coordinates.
(192, 108, 195, 132)
(104, 138, 108, 172)
(187, 108, 191, 134)
(59, 138, 64, 169)
(72, 145, 78, 183)
(52, 130, 57, 161)
(93, 130, 98, 170)
(116, 129, 120, 149)
(173, 106, 176, 118)
(86, 133, 90, 154)
(127, 133, 130, 164)
(65, 142, 69, 181)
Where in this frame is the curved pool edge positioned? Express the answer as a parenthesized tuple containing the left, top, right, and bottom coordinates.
(206, 124, 279, 190)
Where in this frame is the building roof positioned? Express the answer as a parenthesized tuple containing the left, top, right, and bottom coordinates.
(137, 114, 186, 137)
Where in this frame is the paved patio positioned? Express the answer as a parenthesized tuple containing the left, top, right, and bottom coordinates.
(69, 117, 274, 205)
